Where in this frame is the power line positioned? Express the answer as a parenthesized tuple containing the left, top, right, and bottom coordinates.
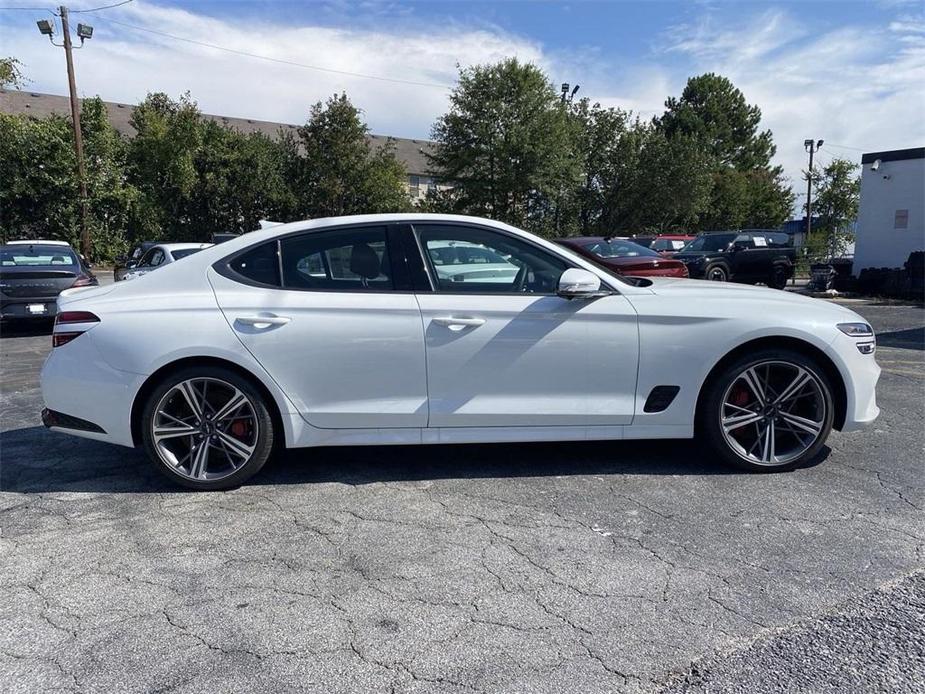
(72, 0, 133, 12)
(91, 15, 453, 90)
(0, 5, 55, 10)
(824, 142, 867, 152)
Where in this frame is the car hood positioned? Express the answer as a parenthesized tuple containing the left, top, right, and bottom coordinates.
(637, 276, 864, 319)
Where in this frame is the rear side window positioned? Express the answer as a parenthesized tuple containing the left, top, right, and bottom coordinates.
(230, 242, 281, 286)
(280, 226, 393, 291)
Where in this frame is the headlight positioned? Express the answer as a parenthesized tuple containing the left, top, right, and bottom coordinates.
(837, 322, 874, 337)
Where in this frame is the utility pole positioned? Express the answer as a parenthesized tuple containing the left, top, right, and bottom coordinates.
(803, 138, 823, 239)
(37, 7, 94, 259)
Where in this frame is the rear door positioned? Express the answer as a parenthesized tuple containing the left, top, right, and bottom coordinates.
(410, 223, 639, 428)
(209, 224, 428, 429)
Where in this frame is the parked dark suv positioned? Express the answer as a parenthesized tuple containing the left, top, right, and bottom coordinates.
(673, 230, 795, 289)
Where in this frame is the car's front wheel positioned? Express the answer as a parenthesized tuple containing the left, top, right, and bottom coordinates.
(141, 366, 275, 490)
(705, 264, 729, 282)
(699, 349, 835, 472)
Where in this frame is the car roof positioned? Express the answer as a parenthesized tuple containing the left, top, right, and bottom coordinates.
(7, 239, 71, 246)
(157, 243, 214, 251)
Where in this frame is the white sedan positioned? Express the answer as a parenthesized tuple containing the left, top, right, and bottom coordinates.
(40, 214, 880, 490)
(119, 243, 213, 281)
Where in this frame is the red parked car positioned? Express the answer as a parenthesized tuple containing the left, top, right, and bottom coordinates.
(633, 234, 697, 257)
(555, 237, 689, 278)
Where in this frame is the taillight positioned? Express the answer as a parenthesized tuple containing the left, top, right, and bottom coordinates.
(53, 311, 100, 348)
(71, 275, 95, 288)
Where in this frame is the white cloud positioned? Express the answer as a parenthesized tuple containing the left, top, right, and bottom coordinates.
(3, 1, 923, 213)
(657, 9, 925, 198)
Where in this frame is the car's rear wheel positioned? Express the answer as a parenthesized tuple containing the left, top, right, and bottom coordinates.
(141, 366, 275, 490)
(768, 264, 789, 290)
(705, 264, 728, 282)
(699, 349, 834, 472)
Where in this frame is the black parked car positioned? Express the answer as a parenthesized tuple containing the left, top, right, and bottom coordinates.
(0, 241, 98, 321)
(674, 231, 796, 289)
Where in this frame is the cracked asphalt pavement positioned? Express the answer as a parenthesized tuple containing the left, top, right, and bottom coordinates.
(1, 294, 922, 693)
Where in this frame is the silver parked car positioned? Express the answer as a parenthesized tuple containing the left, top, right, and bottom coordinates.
(118, 243, 213, 282)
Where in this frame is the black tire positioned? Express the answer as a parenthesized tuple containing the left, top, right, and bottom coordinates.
(768, 264, 789, 290)
(698, 348, 835, 472)
(705, 264, 729, 282)
(141, 365, 275, 490)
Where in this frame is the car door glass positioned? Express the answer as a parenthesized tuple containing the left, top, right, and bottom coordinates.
(137, 249, 155, 267)
(280, 226, 393, 291)
(416, 225, 568, 294)
(149, 249, 165, 266)
(229, 241, 281, 286)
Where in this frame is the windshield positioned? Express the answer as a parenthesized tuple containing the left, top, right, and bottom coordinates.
(171, 248, 205, 260)
(583, 239, 660, 259)
(682, 234, 736, 252)
(0, 246, 78, 267)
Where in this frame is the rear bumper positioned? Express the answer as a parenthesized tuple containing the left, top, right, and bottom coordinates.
(40, 333, 140, 447)
(1, 298, 58, 319)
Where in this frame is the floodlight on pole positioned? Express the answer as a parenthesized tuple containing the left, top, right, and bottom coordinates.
(76, 23, 93, 41)
(36, 18, 56, 37)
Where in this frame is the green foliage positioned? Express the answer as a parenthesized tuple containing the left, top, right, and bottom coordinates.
(0, 90, 411, 261)
(0, 57, 27, 89)
(658, 73, 794, 230)
(807, 158, 860, 260)
(428, 63, 794, 237)
(292, 93, 411, 218)
(428, 58, 579, 235)
(0, 112, 78, 244)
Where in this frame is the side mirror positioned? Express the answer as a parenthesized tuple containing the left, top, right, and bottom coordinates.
(126, 260, 138, 269)
(557, 268, 605, 300)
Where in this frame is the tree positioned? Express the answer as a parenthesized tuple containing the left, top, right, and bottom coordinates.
(292, 93, 410, 218)
(80, 96, 139, 258)
(0, 57, 27, 89)
(808, 158, 860, 259)
(126, 92, 203, 241)
(0, 112, 78, 244)
(659, 73, 793, 230)
(428, 58, 578, 235)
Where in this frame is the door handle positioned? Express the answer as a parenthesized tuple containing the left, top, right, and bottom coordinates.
(433, 316, 485, 331)
(235, 314, 291, 328)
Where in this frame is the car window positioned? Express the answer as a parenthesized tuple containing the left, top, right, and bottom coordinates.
(137, 248, 156, 267)
(0, 246, 78, 267)
(171, 248, 205, 260)
(416, 225, 568, 294)
(583, 239, 660, 259)
(733, 235, 755, 249)
(683, 234, 736, 252)
(148, 249, 166, 267)
(230, 241, 281, 286)
(766, 233, 792, 248)
(280, 226, 393, 291)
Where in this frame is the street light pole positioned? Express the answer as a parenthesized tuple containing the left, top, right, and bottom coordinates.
(803, 138, 824, 239)
(59, 6, 91, 260)
(37, 7, 93, 259)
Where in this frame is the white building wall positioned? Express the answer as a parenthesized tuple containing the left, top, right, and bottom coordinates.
(853, 153, 925, 272)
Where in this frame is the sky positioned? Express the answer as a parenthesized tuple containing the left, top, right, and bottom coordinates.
(2, 0, 924, 202)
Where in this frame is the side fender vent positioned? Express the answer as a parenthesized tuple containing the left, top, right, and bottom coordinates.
(644, 386, 680, 413)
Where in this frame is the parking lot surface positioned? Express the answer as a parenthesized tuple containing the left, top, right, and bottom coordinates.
(1, 298, 923, 693)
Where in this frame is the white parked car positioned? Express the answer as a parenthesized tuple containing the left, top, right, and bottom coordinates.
(118, 243, 213, 281)
(40, 214, 880, 490)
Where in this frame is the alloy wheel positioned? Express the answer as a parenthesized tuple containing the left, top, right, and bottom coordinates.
(151, 377, 259, 481)
(720, 360, 826, 466)
(708, 266, 727, 282)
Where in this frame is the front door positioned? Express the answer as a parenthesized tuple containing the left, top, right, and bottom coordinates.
(412, 224, 639, 428)
(210, 225, 428, 429)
